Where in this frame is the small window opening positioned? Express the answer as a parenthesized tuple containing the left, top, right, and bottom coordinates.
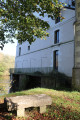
(54, 50, 59, 70)
(28, 46, 30, 50)
(54, 30, 59, 44)
(19, 47, 21, 56)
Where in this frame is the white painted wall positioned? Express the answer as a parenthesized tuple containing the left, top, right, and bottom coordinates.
(59, 42, 74, 76)
(15, 8, 75, 77)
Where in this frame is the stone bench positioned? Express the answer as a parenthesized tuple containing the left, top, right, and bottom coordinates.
(4, 94, 52, 117)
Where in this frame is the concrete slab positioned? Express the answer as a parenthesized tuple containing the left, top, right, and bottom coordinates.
(4, 94, 52, 117)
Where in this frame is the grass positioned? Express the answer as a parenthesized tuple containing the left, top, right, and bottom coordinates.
(0, 88, 80, 120)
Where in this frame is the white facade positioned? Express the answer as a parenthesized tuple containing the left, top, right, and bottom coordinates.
(15, 1, 75, 77)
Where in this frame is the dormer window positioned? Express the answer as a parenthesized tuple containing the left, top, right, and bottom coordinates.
(55, 17, 60, 24)
(68, 0, 75, 7)
(55, 9, 60, 24)
(72, 0, 75, 7)
(68, 0, 72, 7)
(28, 46, 30, 51)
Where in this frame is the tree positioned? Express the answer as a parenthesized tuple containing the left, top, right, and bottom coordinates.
(0, 62, 6, 75)
(0, 26, 5, 49)
(0, 0, 63, 45)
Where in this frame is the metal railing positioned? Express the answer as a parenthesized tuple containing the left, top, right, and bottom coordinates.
(10, 67, 53, 75)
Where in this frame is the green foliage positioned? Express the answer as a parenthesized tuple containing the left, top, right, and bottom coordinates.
(0, 27, 5, 43)
(0, 63, 6, 73)
(0, 76, 11, 94)
(0, 0, 63, 45)
(0, 53, 15, 75)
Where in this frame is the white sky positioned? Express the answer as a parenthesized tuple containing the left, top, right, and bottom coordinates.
(0, 40, 17, 56)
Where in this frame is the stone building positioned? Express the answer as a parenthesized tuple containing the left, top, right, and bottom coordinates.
(72, 0, 80, 91)
(10, 0, 76, 91)
(15, 0, 75, 77)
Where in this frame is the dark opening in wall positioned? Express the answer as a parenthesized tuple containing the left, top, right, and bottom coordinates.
(54, 30, 59, 44)
(53, 50, 59, 70)
(19, 47, 21, 56)
(10, 74, 19, 92)
(72, 0, 75, 7)
(55, 17, 60, 24)
(26, 76, 41, 89)
(28, 46, 30, 50)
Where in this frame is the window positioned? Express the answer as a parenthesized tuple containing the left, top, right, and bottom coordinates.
(72, 0, 75, 7)
(55, 17, 60, 24)
(54, 50, 59, 70)
(68, 0, 75, 7)
(28, 46, 30, 50)
(19, 47, 21, 56)
(55, 9, 60, 24)
(54, 30, 59, 44)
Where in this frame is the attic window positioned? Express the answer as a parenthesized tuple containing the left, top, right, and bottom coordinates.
(55, 17, 60, 24)
(68, 0, 75, 7)
(28, 46, 30, 50)
(72, 0, 75, 7)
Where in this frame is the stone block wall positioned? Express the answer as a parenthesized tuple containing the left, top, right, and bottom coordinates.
(19, 75, 29, 90)
(41, 74, 71, 89)
(72, 68, 80, 91)
(10, 72, 72, 92)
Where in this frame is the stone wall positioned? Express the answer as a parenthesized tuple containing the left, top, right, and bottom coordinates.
(19, 75, 29, 90)
(72, 0, 80, 91)
(41, 75, 71, 89)
(72, 68, 80, 91)
(41, 76, 55, 89)
(10, 73, 72, 92)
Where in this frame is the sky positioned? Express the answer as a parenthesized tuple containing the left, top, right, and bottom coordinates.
(0, 40, 17, 56)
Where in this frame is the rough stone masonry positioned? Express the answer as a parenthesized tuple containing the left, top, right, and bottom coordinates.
(72, 0, 80, 91)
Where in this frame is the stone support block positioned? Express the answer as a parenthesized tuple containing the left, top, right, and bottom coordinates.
(4, 94, 52, 117)
(17, 107, 25, 117)
(40, 106, 46, 113)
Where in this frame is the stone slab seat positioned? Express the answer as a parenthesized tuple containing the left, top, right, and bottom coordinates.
(4, 94, 52, 117)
